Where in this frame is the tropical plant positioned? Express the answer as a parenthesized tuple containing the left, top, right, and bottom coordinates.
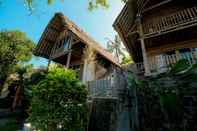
(106, 35, 126, 63)
(0, 30, 35, 92)
(121, 55, 133, 65)
(28, 67, 87, 131)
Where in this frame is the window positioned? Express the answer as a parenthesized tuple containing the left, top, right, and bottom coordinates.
(63, 37, 69, 50)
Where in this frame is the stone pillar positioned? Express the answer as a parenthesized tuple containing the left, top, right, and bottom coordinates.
(136, 14, 151, 76)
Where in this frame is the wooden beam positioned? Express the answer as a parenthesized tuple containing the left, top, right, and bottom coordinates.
(70, 59, 82, 67)
(140, 0, 151, 13)
(127, 24, 138, 37)
(51, 50, 71, 60)
(143, 0, 173, 13)
(73, 39, 80, 45)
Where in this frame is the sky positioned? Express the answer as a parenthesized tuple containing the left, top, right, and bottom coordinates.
(0, 0, 124, 67)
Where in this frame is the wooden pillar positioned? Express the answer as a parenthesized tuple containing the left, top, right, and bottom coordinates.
(136, 14, 151, 75)
(82, 60, 88, 83)
(47, 60, 51, 71)
(66, 34, 73, 68)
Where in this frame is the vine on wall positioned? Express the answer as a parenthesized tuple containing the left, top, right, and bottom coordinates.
(128, 60, 197, 131)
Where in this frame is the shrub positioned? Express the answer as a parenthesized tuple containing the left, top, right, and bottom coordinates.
(28, 67, 87, 131)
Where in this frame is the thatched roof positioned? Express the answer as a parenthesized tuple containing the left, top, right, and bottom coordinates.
(113, 1, 140, 62)
(34, 13, 120, 67)
(113, 2, 136, 50)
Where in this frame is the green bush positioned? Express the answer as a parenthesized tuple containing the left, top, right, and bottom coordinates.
(28, 67, 87, 131)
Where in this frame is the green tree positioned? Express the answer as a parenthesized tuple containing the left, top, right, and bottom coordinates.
(24, 0, 128, 11)
(28, 67, 87, 131)
(0, 30, 35, 91)
(11, 65, 33, 111)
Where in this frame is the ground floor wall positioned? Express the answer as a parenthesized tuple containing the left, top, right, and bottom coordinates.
(88, 98, 131, 131)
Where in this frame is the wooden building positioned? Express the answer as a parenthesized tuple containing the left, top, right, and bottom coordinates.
(34, 13, 120, 82)
(113, 0, 197, 75)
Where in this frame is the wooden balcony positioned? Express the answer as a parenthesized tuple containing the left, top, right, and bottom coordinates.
(143, 6, 197, 38)
(133, 51, 197, 74)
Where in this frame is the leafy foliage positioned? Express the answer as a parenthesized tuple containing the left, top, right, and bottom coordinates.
(88, 0, 109, 11)
(88, 0, 128, 10)
(121, 55, 133, 65)
(0, 30, 35, 91)
(24, 0, 128, 11)
(129, 60, 197, 131)
(28, 67, 87, 131)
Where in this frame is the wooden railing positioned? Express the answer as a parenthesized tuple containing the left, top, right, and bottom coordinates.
(135, 51, 197, 74)
(150, 52, 197, 71)
(87, 73, 126, 98)
(136, 62, 145, 73)
(143, 6, 197, 37)
(87, 78, 113, 98)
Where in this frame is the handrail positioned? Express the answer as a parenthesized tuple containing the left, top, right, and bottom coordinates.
(143, 6, 197, 36)
(135, 51, 197, 74)
(87, 73, 126, 98)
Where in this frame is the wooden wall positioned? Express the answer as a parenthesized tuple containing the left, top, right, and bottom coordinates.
(147, 39, 197, 56)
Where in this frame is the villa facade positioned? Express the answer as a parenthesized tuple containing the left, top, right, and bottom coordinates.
(113, 0, 197, 75)
(34, 13, 121, 83)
